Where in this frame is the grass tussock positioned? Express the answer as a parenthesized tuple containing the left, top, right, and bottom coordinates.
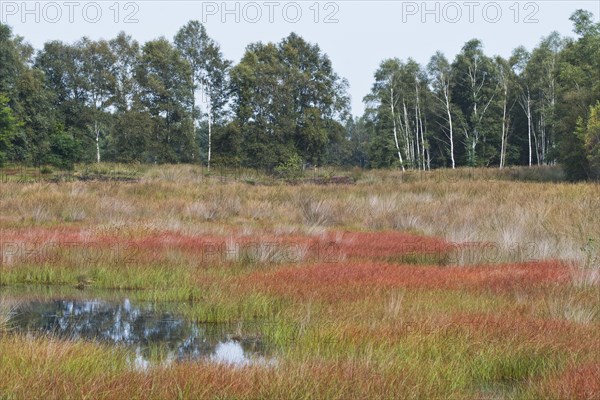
(0, 164, 598, 399)
(0, 298, 15, 333)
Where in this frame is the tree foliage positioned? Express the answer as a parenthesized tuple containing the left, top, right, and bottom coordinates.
(0, 11, 598, 180)
(230, 33, 349, 169)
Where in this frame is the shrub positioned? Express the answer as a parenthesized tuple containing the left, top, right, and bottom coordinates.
(274, 154, 304, 181)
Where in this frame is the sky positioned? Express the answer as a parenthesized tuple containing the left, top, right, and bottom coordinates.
(2, 0, 599, 116)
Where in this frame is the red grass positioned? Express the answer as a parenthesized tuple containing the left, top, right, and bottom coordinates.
(246, 261, 572, 301)
(545, 362, 600, 400)
(329, 231, 455, 258)
(447, 313, 599, 352)
(0, 228, 577, 299)
(1, 228, 457, 266)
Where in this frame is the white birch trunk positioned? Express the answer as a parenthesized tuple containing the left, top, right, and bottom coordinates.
(207, 99, 212, 171)
(390, 87, 405, 171)
(95, 120, 101, 163)
(500, 93, 507, 169)
(527, 96, 532, 167)
(444, 85, 455, 169)
(403, 101, 412, 167)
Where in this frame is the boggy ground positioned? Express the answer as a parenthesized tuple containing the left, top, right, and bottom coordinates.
(0, 164, 598, 399)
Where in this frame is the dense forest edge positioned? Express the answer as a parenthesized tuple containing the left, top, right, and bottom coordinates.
(0, 10, 599, 181)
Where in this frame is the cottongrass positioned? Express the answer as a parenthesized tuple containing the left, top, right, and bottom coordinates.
(384, 292, 404, 320)
(572, 268, 600, 288)
(547, 298, 598, 325)
(294, 193, 334, 227)
(3, 165, 598, 267)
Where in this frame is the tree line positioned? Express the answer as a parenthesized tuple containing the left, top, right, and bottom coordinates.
(0, 10, 599, 179)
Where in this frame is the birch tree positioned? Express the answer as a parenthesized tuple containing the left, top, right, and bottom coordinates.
(109, 32, 140, 113)
(230, 34, 348, 169)
(512, 46, 535, 166)
(527, 32, 564, 164)
(202, 41, 231, 170)
(451, 40, 499, 166)
(428, 52, 455, 168)
(81, 38, 116, 163)
(136, 38, 196, 163)
(495, 56, 517, 168)
(364, 59, 405, 170)
(175, 21, 231, 170)
(175, 21, 209, 164)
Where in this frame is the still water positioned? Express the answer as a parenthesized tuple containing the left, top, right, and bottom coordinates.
(5, 290, 275, 369)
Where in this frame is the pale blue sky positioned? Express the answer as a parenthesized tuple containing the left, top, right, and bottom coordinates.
(2, 1, 599, 116)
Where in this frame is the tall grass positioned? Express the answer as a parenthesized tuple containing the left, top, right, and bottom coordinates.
(0, 298, 12, 333)
(2, 164, 597, 262)
(0, 164, 598, 399)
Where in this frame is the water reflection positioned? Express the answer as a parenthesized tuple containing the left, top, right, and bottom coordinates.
(8, 298, 274, 368)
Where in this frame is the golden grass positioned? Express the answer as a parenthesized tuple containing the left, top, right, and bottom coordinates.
(2, 165, 598, 263)
(0, 164, 598, 399)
